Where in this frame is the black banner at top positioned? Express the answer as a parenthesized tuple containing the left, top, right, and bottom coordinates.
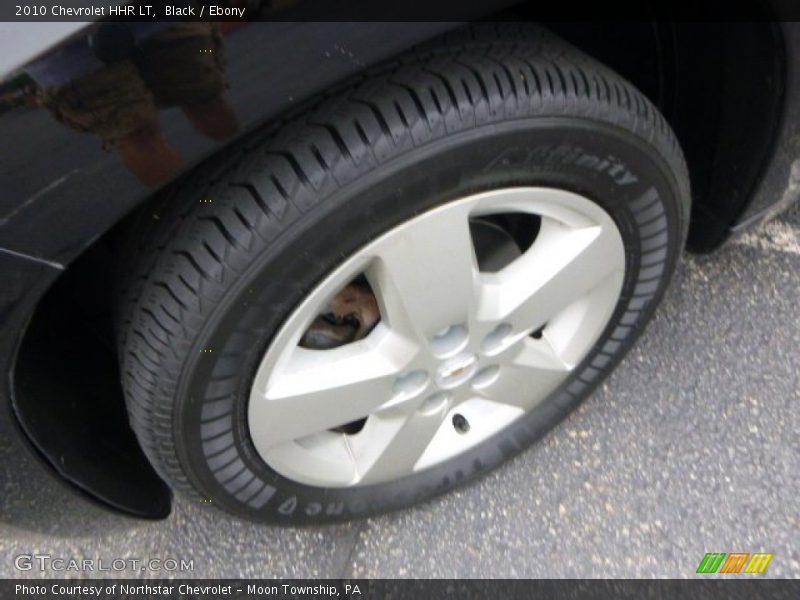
(1, 0, 800, 22)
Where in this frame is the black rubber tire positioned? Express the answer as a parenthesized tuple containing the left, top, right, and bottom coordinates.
(117, 24, 690, 523)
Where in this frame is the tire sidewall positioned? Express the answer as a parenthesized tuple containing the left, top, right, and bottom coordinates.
(175, 118, 685, 522)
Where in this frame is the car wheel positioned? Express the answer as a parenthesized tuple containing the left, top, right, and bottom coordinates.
(117, 25, 689, 523)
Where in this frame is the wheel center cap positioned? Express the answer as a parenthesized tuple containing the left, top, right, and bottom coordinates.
(435, 352, 479, 389)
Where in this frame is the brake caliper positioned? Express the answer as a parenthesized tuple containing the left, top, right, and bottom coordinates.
(300, 283, 380, 349)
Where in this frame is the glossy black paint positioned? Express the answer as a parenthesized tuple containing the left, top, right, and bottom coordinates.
(0, 21, 474, 516)
(1, 15, 799, 517)
(0, 23, 459, 263)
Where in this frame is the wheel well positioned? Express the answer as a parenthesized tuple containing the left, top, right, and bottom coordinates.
(12, 236, 172, 517)
(11, 15, 786, 512)
(545, 17, 785, 251)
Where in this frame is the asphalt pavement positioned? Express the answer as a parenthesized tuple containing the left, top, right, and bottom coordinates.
(1, 203, 798, 579)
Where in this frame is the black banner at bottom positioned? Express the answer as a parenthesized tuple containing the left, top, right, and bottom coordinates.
(2, 579, 799, 600)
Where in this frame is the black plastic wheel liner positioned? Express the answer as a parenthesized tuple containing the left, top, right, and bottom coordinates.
(12, 256, 171, 519)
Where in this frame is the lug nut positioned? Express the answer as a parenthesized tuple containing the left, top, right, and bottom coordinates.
(419, 392, 449, 415)
(471, 364, 500, 389)
(392, 370, 429, 398)
(431, 324, 469, 357)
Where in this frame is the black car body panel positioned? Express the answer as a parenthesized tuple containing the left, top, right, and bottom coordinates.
(0, 22, 459, 263)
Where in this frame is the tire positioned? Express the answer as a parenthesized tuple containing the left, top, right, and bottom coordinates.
(117, 24, 690, 523)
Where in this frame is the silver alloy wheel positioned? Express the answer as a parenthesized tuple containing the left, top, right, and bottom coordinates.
(248, 187, 625, 487)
